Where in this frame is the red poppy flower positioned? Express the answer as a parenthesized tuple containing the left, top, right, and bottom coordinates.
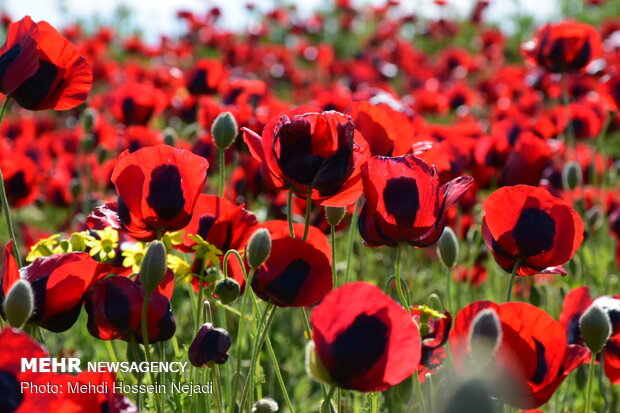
(84, 275, 176, 344)
(349, 101, 413, 156)
(179, 194, 259, 253)
(522, 21, 602, 73)
(86, 144, 209, 241)
(500, 131, 552, 187)
(0, 328, 56, 411)
(358, 154, 473, 247)
(251, 221, 332, 307)
(110, 82, 167, 125)
(482, 185, 584, 276)
(411, 309, 452, 381)
(242, 107, 370, 207)
(52, 371, 136, 412)
(188, 323, 232, 367)
(0, 16, 92, 110)
(14, 252, 110, 332)
(310, 282, 421, 392)
(0, 154, 39, 207)
(185, 59, 227, 95)
(450, 301, 589, 408)
(560, 286, 620, 383)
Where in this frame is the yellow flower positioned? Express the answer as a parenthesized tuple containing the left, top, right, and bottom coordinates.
(412, 305, 447, 320)
(161, 230, 184, 251)
(70, 231, 95, 252)
(26, 234, 61, 262)
(167, 254, 193, 280)
(88, 227, 119, 262)
(122, 242, 147, 273)
(189, 234, 223, 265)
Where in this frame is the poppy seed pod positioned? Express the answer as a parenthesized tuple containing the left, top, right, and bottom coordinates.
(562, 162, 582, 191)
(579, 304, 612, 354)
(140, 241, 167, 293)
(246, 228, 272, 268)
(4, 279, 34, 328)
(188, 323, 232, 367)
(325, 206, 346, 227)
(212, 111, 238, 149)
(252, 398, 279, 413)
(214, 278, 240, 305)
(437, 227, 459, 268)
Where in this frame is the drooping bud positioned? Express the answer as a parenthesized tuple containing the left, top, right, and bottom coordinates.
(214, 278, 240, 305)
(252, 398, 279, 413)
(562, 161, 582, 191)
(579, 304, 612, 354)
(140, 241, 167, 293)
(189, 323, 232, 367)
(437, 227, 459, 268)
(246, 228, 272, 268)
(305, 341, 333, 385)
(211, 111, 238, 150)
(585, 205, 604, 232)
(325, 206, 346, 227)
(468, 308, 502, 368)
(4, 279, 34, 328)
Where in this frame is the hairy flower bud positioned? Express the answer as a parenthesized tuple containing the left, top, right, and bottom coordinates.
(252, 398, 279, 413)
(211, 111, 238, 149)
(468, 308, 502, 368)
(437, 227, 459, 268)
(305, 341, 333, 385)
(140, 241, 167, 293)
(562, 161, 582, 191)
(579, 304, 612, 354)
(4, 279, 34, 328)
(246, 228, 272, 268)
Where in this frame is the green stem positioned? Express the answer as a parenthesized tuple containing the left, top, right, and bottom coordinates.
(330, 224, 337, 285)
(561, 74, 575, 147)
(445, 266, 452, 312)
(343, 200, 360, 284)
(584, 352, 597, 413)
(239, 303, 277, 411)
(324, 385, 337, 413)
(415, 374, 427, 413)
(218, 148, 225, 198)
(287, 188, 295, 238)
(394, 244, 409, 309)
(302, 188, 312, 241)
(141, 291, 162, 413)
(213, 365, 224, 413)
(505, 259, 521, 303)
(0, 98, 22, 268)
(598, 352, 609, 413)
(231, 266, 255, 411)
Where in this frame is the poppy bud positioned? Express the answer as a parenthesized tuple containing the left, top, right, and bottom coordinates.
(4, 279, 34, 328)
(211, 111, 238, 150)
(140, 241, 167, 293)
(246, 228, 271, 268)
(214, 278, 240, 305)
(325, 206, 346, 227)
(468, 308, 502, 368)
(82, 133, 96, 153)
(252, 398, 279, 413)
(189, 323, 232, 367)
(579, 304, 612, 354)
(562, 161, 582, 191)
(437, 227, 459, 268)
(82, 108, 98, 134)
(304, 341, 333, 385)
(163, 127, 178, 146)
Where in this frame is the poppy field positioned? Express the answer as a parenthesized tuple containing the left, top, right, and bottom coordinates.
(1, 1, 620, 412)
